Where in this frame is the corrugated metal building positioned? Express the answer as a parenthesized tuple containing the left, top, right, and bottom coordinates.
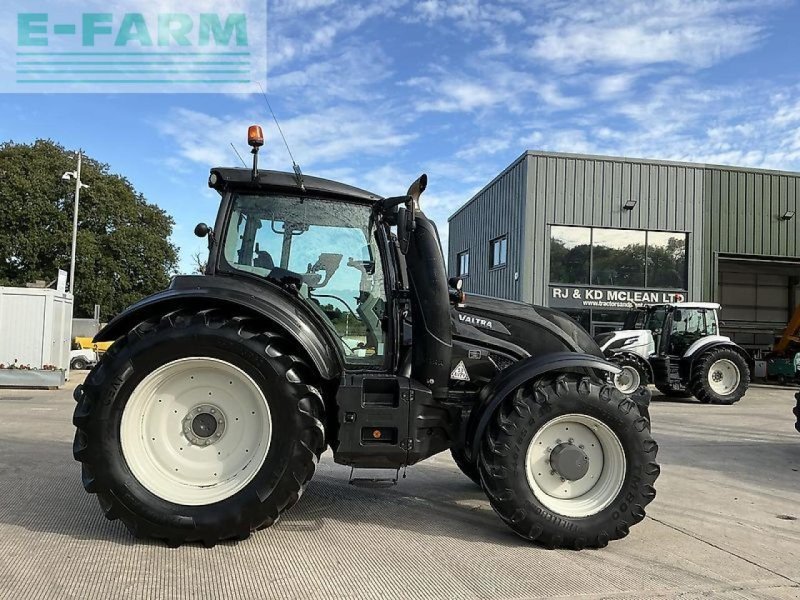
(448, 151, 800, 350)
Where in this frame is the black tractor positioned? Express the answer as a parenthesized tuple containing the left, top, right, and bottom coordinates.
(72, 127, 659, 549)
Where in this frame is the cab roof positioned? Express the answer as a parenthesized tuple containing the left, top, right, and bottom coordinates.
(209, 167, 382, 203)
(644, 302, 720, 310)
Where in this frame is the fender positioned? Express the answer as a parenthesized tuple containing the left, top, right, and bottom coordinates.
(463, 352, 620, 460)
(681, 339, 752, 375)
(94, 275, 343, 380)
(683, 335, 734, 358)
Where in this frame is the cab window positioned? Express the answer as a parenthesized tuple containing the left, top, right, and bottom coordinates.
(222, 194, 387, 365)
(669, 308, 714, 355)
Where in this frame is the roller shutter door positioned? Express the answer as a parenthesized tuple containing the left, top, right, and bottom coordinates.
(718, 259, 798, 349)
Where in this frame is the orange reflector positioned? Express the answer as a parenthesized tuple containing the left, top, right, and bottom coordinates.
(247, 125, 264, 148)
(372, 429, 382, 440)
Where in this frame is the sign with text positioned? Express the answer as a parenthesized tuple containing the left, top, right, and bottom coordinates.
(3, 1, 266, 93)
(549, 285, 686, 310)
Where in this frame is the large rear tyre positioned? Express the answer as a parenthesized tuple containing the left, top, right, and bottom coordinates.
(450, 447, 480, 485)
(689, 348, 750, 405)
(478, 374, 659, 549)
(793, 391, 800, 434)
(72, 309, 325, 547)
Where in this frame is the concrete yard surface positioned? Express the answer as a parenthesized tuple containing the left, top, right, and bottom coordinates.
(0, 376, 798, 599)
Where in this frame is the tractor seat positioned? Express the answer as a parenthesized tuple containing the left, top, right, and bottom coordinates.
(253, 250, 275, 269)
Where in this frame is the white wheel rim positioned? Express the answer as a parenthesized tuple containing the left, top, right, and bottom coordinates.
(707, 359, 740, 395)
(614, 365, 641, 394)
(525, 414, 626, 518)
(120, 357, 272, 505)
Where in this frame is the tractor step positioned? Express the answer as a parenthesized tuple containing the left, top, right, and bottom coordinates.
(348, 467, 400, 487)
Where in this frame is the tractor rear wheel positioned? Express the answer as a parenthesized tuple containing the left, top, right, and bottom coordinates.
(450, 447, 480, 485)
(610, 354, 649, 395)
(478, 374, 659, 549)
(689, 348, 750, 405)
(72, 309, 325, 547)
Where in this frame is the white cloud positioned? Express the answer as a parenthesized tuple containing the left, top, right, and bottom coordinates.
(413, 0, 525, 28)
(413, 77, 505, 112)
(455, 134, 513, 160)
(594, 73, 638, 99)
(528, 0, 767, 71)
(268, 0, 405, 69)
(409, 59, 548, 114)
(536, 82, 582, 109)
(521, 79, 800, 172)
(155, 106, 416, 172)
(269, 43, 393, 105)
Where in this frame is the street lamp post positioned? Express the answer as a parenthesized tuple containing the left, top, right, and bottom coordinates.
(62, 151, 88, 295)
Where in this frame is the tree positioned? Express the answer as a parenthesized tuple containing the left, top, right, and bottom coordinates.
(0, 140, 178, 318)
(190, 252, 208, 275)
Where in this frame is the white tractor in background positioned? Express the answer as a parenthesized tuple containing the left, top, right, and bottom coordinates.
(596, 302, 751, 405)
(69, 348, 98, 371)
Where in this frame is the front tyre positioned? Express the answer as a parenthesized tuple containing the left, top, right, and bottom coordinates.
(689, 348, 749, 405)
(478, 374, 659, 549)
(610, 354, 649, 395)
(72, 310, 325, 547)
(450, 447, 480, 485)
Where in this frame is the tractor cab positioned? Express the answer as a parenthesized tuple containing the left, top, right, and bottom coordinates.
(616, 303, 721, 358)
(217, 188, 388, 365)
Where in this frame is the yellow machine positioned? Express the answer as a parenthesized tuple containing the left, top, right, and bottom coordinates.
(73, 337, 113, 354)
(773, 305, 800, 355)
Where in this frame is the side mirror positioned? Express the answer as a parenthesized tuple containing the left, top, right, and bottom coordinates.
(194, 222, 210, 238)
(397, 206, 414, 255)
(447, 277, 465, 305)
(673, 309, 683, 322)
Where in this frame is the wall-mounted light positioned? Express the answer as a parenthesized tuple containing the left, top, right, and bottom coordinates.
(623, 199, 638, 210)
(781, 210, 795, 221)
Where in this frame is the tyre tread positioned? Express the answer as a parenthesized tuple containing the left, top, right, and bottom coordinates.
(72, 309, 325, 547)
(478, 374, 659, 549)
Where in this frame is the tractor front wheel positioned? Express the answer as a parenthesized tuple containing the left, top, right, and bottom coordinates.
(610, 354, 649, 395)
(478, 374, 659, 549)
(72, 309, 325, 547)
(450, 447, 480, 485)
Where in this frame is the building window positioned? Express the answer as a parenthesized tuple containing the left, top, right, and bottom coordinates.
(646, 232, 687, 288)
(457, 250, 470, 276)
(490, 236, 507, 268)
(591, 228, 646, 287)
(549, 225, 688, 289)
(550, 226, 591, 284)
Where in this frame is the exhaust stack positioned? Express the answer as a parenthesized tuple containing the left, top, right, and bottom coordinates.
(404, 175, 453, 398)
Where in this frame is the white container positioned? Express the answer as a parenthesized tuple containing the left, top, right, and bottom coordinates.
(0, 286, 74, 373)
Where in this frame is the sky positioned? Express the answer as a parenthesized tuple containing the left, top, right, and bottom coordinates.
(2, 0, 800, 274)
